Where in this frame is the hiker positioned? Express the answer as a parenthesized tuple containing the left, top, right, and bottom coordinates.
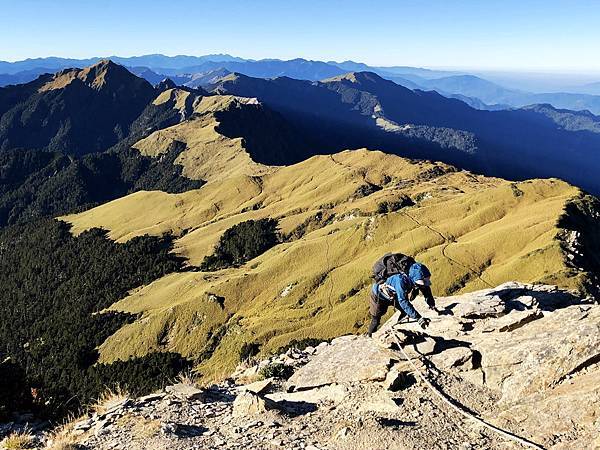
(367, 254, 435, 336)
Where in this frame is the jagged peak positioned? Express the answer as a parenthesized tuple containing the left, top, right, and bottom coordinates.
(156, 77, 177, 91)
(38, 59, 147, 92)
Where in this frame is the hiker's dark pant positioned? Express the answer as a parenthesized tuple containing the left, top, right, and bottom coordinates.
(368, 315, 383, 336)
(368, 291, 405, 335)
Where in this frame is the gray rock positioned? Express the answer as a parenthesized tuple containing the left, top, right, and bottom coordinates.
(414, 337, 437, 355)
(382, 363, 411, 391)
(496, 309, 543, 332)
(267, 384, 348, 405)
(94, 419, 110, 437)
(160, 422, 177, 435)
(287, 335, 395, 389)
(232, 391, 280, 418)
(241, 377, 274, 395)
(73, 418, 93, 431)
(453, 295, 507, 319)
(137, 392, 166, 404)
(165, 383, 205, 401)
(431, 346, 474, 371)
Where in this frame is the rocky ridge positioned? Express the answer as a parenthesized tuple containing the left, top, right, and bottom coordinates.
(27, 282, 598, 449)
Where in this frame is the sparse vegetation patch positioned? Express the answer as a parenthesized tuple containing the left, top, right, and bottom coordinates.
(201, 218, 280, 270)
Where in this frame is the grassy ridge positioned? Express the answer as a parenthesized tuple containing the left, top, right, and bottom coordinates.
(62, 149, 587, 380)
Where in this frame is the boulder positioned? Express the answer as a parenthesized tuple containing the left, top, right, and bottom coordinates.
(267, 384, 348, 405)
(232, 391, 280, 418)
(413, 337, 437, 355)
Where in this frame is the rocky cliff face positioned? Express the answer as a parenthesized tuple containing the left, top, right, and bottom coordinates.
(32, 282, 599, 450)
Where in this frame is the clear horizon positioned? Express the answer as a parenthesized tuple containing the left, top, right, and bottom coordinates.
(4, 52, 600, 76)
(2, 0, 600, 73)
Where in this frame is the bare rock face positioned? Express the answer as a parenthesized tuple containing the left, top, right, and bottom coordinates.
(453, 295, 508, 319)
(287, 335, 395, 390)
(50, 282, 599, 450)
(474, 304, 600, 404)
(165, 383, 205, 401)
(484, 308, 543, 332)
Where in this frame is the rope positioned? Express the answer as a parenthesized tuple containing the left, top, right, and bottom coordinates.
(391, 335, 545, 450)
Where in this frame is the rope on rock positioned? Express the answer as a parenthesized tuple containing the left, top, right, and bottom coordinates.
(392, 335, 545, 450)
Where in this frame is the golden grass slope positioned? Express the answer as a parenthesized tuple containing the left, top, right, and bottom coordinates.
(62, 149, 584, 380)
(133, 93, 273, 182)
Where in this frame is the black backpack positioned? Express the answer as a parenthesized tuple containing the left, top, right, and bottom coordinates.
(372, 253, 415, 284)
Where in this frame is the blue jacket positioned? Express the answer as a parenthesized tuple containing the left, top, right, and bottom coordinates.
(371, 272, 420, 319)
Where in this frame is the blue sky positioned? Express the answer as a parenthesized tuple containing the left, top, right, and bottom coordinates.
(2, 0, 600, 72)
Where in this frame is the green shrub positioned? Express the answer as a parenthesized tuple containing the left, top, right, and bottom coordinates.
(201, 218, 280, 270)
(259, 363, 294, 380)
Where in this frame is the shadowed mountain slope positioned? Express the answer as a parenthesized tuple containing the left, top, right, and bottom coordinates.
(0, 64, 311, 225)
(0, 60, 156, 155)
(211, 71, 600, 194)
(131, 90, 310, 181)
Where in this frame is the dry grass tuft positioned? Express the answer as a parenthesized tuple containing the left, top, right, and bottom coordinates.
(1, 430, 33, 449)
(175, 369, 199, 387)
(92, 385, 129, 415)
(45, 415, 85, 450)
(46, 433, 79, 450)
(131, 417, 162, 441)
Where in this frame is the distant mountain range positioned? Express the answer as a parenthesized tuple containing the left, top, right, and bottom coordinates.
(3, 54, 600, 114)
(1, 60, 599, 195)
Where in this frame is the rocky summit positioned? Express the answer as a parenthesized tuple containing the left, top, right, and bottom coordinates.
(36, 282, 599, 449)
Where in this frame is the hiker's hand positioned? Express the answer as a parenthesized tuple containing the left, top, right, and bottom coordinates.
(418, 317, 430, 329)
